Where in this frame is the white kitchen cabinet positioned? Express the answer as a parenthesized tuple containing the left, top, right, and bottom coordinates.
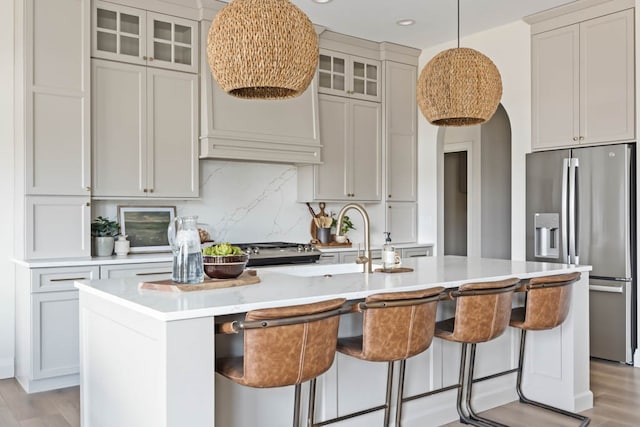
(100, 262, 173, 281)
(92, 0, 198, 74)
(21, 0, 91, 197)
(25, 196, 91, 259)
(532, 8, 634, 150)
(318, 50, 381, 102)
(298, 94, 381, 202)
(16, 266, 99, 393)
(402, 246, 433, 258)
(385, 61, 417, 202)
(92, 59, 199, 198)
(316, 252, 340, 265)
(386, 202, 417, 244)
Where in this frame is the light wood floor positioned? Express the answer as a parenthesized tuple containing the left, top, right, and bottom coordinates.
(0, 360, 638, 426)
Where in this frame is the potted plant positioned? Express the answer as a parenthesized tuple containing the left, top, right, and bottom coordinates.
(91, 216, 119, 257)
(332, 214, 355, 243)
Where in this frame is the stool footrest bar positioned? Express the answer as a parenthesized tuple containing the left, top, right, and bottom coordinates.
(401, 383, 461, 404)
(471, 368, 518, 384)
(313, 404, 388, 427)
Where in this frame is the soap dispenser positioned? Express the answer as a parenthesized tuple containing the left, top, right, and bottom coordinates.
(382, 232, 396, 270)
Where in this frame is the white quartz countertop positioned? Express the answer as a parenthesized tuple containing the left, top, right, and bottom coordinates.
(75, 256, 591, 322)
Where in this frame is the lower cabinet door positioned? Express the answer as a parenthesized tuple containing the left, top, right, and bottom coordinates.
(32, 291, 79, 379)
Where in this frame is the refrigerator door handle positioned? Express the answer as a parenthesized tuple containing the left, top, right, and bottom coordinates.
(569, 158, 579, 265)
(561, 158, 570, 264)
(589, 284, 624, 294)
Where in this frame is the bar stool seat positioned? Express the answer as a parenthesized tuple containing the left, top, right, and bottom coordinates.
(434, 277, 520, 427)
(313, 287, 445, 427)
(216, 298, 346, 426)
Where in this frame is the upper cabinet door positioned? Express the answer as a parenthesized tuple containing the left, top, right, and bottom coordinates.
(350, 99, 381, 201)
(92, 59, 147, 197)
(318, 51, 349, 98)
(532, 24, 579, 150)
(349, 56, 380, 102)
(146, 68, 199, 197)
(146, 12, 198, 74)
(27, 0, 91, 196)
(92, 0, 147, 66)
(580, 9, 634, 145)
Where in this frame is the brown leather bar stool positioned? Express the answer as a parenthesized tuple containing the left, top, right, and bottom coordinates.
(312, 287, 445, 427)
(434, 278, 520, 427)
(508, 272, 589, 426)
(216, 298, 346, 427)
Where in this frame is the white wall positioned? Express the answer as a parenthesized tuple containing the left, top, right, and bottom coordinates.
(417, 20, 531, 260)
(0, 0, 16, 378)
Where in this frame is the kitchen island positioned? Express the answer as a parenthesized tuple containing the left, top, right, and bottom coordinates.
(75, 256, 592, 427)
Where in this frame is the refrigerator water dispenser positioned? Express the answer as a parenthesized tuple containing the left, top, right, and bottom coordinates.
(534, 213, 559, 259)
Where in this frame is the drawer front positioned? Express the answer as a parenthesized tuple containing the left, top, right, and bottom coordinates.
(32, 266, 100, 293)
(100, 262, 173, 281)
(340, 250, 381, 264)
(316, 253, 340, 264)
(402, 246, 433, 258)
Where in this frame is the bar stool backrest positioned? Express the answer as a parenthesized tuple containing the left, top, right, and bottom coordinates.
(450, 278, 520, 343)
(359, 287, 444, 361)
(517, 272, 580, 331)
(241, 298, 345, 387)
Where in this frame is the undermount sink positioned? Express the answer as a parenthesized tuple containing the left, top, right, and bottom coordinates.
(268, 263, 383, 277)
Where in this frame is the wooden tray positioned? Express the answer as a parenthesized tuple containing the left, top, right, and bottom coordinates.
(140, 270, 260, 292)
(313, 241, 352, 248)
(374, 267, 414, 273)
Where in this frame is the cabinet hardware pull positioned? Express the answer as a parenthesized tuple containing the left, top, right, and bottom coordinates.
(84, 186, 91, 191)
(143, 188, 148, 193)
(388, 194, 392, 198)
(86, 202, 91, 207)
(149, 57, 154, 61)
(388, 205, 391, 209)
(50, 277, 87, 282)
(573, 137, 578, 141)
(149, 189, 154, 193)
(136, 271, 172, 276)
(579, 136, 584, 141)
(143, 56, 147, 60)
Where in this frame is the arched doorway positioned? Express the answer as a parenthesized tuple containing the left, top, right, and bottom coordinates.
(437, 104, 512, 259)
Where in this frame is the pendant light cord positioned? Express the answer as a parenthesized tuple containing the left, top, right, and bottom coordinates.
(457, 0, 460, 48)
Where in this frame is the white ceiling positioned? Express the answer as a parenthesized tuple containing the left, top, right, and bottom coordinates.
(284, 0, 577, 49)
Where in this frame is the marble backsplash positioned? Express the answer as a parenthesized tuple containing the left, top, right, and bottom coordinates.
(93, 159, 386, 246)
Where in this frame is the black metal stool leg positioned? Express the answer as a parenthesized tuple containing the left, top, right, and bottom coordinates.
(465, 344, 509, 427)
(383, 361, 394, 427)
(395, 360, 406, 427)
(307, 378, 317, 427)
(516, 330, 591, 427)
(294, 383, 302, 427)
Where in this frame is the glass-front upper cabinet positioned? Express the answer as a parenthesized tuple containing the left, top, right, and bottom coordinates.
(92, 1, 198, 73)
(318, 50, 380, 102)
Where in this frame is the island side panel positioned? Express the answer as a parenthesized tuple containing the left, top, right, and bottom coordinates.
(79, 291, 216, 427)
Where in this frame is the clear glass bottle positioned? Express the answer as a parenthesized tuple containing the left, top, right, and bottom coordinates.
(382, 232, 396, 270)
(168, 216, 204, 284)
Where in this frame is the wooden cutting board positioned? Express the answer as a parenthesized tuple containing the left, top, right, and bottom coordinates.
(140, 270, 260, 292)
(374, 267, 414, 273)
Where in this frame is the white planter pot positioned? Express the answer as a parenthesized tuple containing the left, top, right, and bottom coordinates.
(94, 236, 115, 257)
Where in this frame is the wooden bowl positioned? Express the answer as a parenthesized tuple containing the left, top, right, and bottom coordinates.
(203, 254, 249, 279)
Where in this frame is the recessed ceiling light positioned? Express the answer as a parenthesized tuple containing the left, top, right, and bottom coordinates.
(312, 0, 333, 4)
(396, 19, 415, 26)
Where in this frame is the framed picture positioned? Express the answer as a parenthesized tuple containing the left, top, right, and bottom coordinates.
(118, 206, 176, 253)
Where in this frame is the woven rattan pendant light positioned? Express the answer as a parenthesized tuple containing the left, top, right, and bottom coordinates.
(417, 0, 502, 126)
(207, 0, 319, 100)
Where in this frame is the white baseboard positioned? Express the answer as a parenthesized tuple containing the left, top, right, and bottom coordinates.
(0, 357, 14, 379)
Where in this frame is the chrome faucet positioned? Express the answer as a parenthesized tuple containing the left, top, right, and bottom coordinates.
(336, 203, 372, 273)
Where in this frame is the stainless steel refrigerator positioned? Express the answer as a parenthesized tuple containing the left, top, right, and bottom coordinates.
(526, 143, 636, 364)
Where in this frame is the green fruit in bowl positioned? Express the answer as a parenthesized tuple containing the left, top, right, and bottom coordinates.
(202, 242, 244, 256)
